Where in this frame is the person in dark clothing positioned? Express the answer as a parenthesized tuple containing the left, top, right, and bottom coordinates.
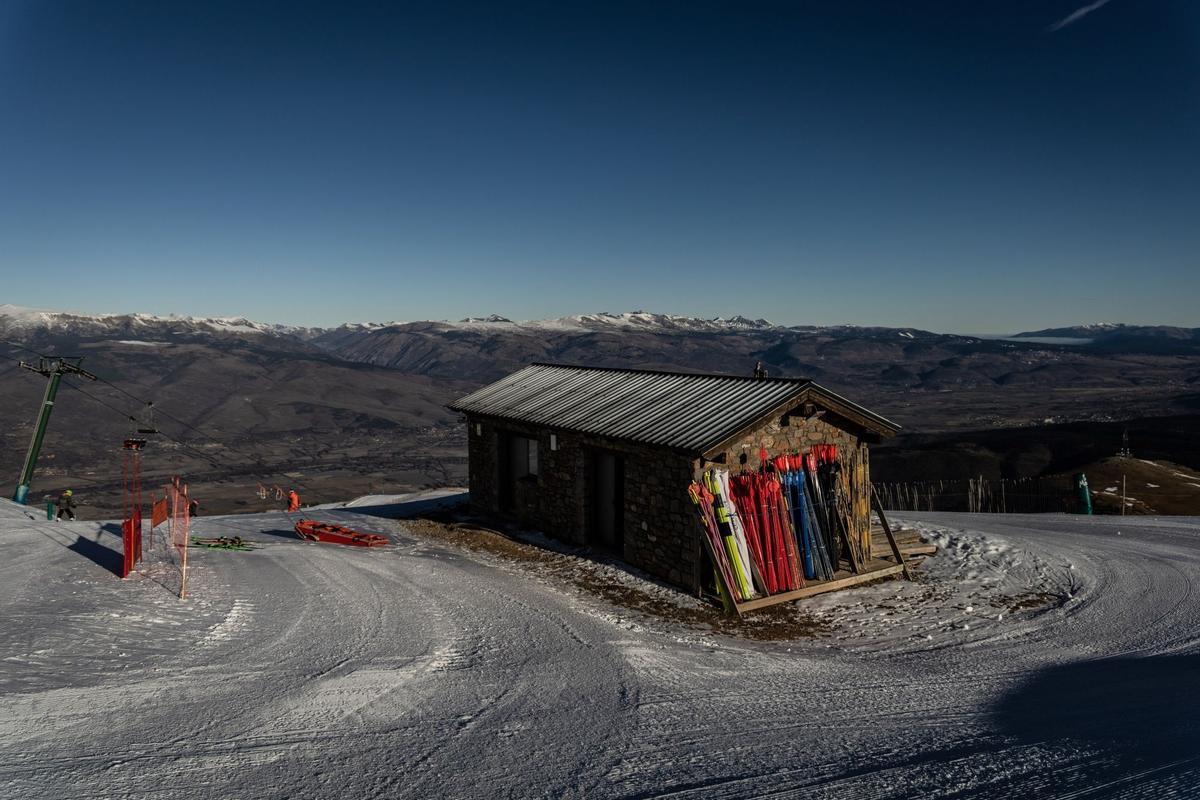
(56, 489, 76, 521)
(188, 499, 199, 518)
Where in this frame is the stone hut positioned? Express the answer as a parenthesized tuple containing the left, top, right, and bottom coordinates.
(449, 363, 900, 593)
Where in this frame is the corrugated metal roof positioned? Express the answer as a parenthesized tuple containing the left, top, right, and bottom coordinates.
(448, 363, 899, 454)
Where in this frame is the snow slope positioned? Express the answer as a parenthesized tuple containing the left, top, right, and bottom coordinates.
(2, 504, 1199, 798)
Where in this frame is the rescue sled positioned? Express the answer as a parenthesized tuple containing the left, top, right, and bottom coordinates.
(293, 519, 389, 548)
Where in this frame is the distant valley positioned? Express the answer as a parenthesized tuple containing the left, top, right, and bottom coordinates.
(2, 305, 1197, 515)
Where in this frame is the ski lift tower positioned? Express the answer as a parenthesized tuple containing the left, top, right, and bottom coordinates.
(12, 356, 98, 504)
(1118, 428, 1132, 459)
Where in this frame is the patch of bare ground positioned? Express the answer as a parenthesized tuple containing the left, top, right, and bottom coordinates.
(402, 516, 833, 641)
(1070, 456, 1200, 515)
(991, 591, 1064, 613)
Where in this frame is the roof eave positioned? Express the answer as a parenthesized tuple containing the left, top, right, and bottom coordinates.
(450, 408, 706, 458)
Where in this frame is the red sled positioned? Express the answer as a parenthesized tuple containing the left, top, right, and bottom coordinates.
(294, 519, 389, 548)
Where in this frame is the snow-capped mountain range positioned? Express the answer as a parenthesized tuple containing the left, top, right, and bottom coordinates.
(292, 310, 791, 335)
(0, 304, 318, 339)
(5, 303, 1196, 352)
(0, 304, 905, 340)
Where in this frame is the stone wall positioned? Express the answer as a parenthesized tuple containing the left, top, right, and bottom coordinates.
(463, 415, 701, 588)
(706, 413, 866, 472)
(466, 418, 499, 512)
(618, 447, 699, 589)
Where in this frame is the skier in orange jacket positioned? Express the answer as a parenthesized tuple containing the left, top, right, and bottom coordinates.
(287, 489, 300, 512)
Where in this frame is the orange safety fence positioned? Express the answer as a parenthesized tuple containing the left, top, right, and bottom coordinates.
(142, 478, 191, 599)
(151, 496, 168, 529)
(166, 477, 191, 598)
(121, 509, 142, 579)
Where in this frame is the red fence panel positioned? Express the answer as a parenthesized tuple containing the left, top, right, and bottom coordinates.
(151, 497, 168, 528)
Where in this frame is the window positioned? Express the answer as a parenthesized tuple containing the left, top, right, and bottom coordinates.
(509, 435, 539, 478)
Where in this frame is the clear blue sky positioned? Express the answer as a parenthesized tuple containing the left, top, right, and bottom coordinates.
(1, 1, 1197, 333)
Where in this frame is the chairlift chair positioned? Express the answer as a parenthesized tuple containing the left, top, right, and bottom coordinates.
(136, 402, 159, 435)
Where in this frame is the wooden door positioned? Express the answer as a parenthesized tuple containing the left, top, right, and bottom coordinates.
(591, 451, 624, 553)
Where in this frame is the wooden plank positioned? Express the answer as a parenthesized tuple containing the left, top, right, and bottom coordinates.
(836, 453, 861, 574)
(871, 538, 925, 551)
(870, 534, 930, 547)
(872, 543, 938, 558)
(841, 504, 862, 575)
(871, 529, 923, 542)
(733, 562, 906, 613)
(871, 486, 913, 581)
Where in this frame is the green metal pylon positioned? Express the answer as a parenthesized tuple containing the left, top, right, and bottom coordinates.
(13, 357, 97, 504)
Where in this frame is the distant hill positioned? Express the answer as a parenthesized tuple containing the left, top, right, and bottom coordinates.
(1071, 457, 1200, 515)
(1012, 323, 1200, 355)
(1012, 322, 1125, 338)
(3, 304, 1200, 513)
(871, 414, 1200, 482)
(0, 307, 473, 514)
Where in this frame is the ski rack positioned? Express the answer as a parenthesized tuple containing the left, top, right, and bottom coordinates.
(871, 486, 912, 582)
(696, 468, 912, 616)
(715, 554, 902, 618)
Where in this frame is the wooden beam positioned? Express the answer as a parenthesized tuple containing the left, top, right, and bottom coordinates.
(733, 562, 906, 613)
(872, 543, 938, 558)
(871, 485, 913, 581)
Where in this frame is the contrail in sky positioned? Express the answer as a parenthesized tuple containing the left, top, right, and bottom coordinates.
(1047, 0, 1113, 32)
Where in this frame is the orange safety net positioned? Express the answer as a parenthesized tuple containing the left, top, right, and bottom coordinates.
(151, 496, 168, 529)
(166, 477, 191, 599)
(121, 441, 145, 578)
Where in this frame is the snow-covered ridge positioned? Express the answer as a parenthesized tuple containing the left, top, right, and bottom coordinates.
(445, 311, 781, 333)
(2, 303, 934, 341)
(343, 313, 933, 338)
(0, 304, 319, 339)
(2, 304, 787, 337)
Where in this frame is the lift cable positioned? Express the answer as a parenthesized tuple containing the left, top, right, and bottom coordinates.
(4, 342, 320, 500)
(85, 374, 323, 497)
(59, 376, 319, 498)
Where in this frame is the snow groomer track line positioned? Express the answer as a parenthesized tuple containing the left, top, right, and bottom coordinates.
(4, 498, 1200, 798)
(294, 519, 389, 547)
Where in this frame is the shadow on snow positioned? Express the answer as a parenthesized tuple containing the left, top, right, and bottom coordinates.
(327, 492, 469, 522)
(65, 523, 124, 576)
(990, 652, 1200, 793)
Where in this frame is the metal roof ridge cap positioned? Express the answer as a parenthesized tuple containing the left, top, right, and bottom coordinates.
(527, 362, 814, 384)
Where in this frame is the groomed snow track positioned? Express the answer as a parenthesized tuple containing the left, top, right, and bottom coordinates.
(1, 501, 1198, 798)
